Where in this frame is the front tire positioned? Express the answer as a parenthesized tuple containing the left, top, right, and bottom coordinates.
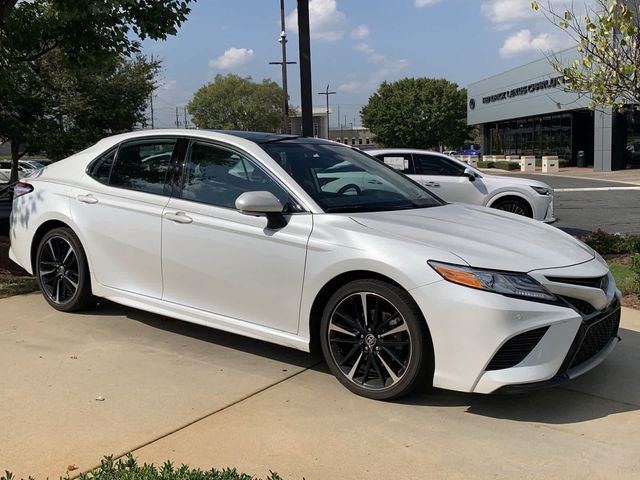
(491, 197, 533, 218)
(320, 279, 432, 400)
(35, 227, 94, 312)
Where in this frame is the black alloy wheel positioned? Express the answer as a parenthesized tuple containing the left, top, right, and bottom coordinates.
(320, 279, 432, 400)
(36, 227, 94, 312)
(492, 198, 532, 218)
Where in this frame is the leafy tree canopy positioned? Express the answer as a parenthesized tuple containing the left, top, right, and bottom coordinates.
(361, 77, 470, 149)
(188, 74, 284, 132)
(532, 0, 640, 109)
(0, 0, 193, 66)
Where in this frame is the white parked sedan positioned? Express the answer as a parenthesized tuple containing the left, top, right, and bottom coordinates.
(9, 130, 619, 400)
(368, 148, 555, 222)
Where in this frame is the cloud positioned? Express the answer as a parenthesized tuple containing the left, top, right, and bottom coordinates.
(208, 47, 254, 70)
(499, 29, 563, 58)
(286, 0, 348, 42)
(338, 43, 408, 94)
(351, 24, 369, 39)
(414, 0, 443, 6)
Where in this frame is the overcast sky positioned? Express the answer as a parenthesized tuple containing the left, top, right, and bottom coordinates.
(142, 0, 579, 129)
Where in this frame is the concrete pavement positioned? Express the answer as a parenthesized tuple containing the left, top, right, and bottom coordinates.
(1, 293, 639, 479)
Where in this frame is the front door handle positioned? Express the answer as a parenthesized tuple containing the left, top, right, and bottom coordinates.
(77, 194, 98, 204)
(423, 181, 440, 187)
(164, 211, 193, 224)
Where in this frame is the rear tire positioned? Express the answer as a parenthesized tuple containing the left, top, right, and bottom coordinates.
(320, 279, 433, 400)
(491, 197, 533, 218)
(35, 227, 94, 312)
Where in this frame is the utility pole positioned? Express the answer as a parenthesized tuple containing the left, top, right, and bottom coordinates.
(269, 0, 296, 134)
(338, 104, 342, 143)
(183, 106, 188, 129)
(149, 92, 155, 129)
(297, 0, 313, 137)
(317, 85, 336, 139)
(175, 107, 180, 128)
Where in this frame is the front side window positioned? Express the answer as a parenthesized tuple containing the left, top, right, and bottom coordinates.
(261, 142, 441, 213)
(109, 139, 176, 194)
(181, 141, 291, 210)
(413, 154, 464, 176)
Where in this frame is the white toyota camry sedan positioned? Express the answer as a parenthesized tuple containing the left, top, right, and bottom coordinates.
(368, 148, 555, 222)
(9, 130, 619, 400)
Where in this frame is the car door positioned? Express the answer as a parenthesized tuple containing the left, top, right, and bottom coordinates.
(411, 153, 487, 205)
(71, 137, 184, 298)
(161, 140, 313, 334)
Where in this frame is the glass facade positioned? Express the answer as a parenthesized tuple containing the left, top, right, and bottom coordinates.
(486, 113, 573, 160)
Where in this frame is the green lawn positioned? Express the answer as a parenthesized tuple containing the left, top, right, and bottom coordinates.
(609, 263, 638, 295)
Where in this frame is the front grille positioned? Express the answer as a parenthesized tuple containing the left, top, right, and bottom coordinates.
(486, 326, 549, 371)
(560, 296, 596, 316)
(546, 275, 609, 292)
(569, 309, 620, 369)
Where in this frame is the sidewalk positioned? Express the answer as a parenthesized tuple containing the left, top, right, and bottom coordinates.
(2, 292, 639, 480)
(487, 166, 640, 185)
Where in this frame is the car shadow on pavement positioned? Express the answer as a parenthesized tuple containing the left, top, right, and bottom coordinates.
(400, 326, 640, 425)
(85, 299, 320, 369)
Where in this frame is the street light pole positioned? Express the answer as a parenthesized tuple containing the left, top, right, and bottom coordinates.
(318, 84, 336, 139)
(269, 0, 296, 133)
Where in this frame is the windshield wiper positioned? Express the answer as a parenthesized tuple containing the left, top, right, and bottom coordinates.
(325, 204, 415, 213)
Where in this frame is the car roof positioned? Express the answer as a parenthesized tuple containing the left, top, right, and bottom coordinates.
(207, 130, 335, 145)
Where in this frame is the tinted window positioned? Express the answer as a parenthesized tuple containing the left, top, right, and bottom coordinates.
(413, 154, 464, 176)
(181, 142, 290, 210)
(109, 139, 176, 194)
(374, 154, 414, 174)
(261, 143, 441, 213)
(89, 148, 117, 184)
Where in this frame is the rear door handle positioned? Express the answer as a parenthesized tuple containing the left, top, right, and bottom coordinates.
(164, 211, 193, 224)
(77, 194, 98, 204)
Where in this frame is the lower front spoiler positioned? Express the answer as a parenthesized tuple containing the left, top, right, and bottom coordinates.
(495, 334, 621, 394)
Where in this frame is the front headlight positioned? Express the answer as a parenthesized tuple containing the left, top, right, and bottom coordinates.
(530, 186, 551, 196)
(428, 261, 557, 301)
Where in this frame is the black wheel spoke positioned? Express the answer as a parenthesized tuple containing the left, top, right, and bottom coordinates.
(362, 354, 373, 384)
(382, 346, 406, 369)
(339, 342, 363, 367)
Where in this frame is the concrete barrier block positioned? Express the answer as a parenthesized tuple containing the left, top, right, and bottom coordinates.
(520, 156, 536, 172)
(466, 156, 478, 167)
(542, 156, 559, 173)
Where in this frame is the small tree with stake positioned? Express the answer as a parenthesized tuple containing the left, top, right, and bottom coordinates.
(532, 0, 640, 109)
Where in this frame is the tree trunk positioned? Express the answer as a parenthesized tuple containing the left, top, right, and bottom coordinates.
(10, 139, 20, 183)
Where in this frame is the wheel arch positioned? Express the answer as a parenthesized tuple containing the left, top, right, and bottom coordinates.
(30, 218, 90, 274)
(308, 270, 432, 355)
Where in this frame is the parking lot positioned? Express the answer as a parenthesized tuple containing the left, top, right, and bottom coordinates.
(495, 172, 640, 235)
(2, 293, 639, 480)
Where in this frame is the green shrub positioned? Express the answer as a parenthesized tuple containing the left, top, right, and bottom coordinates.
(632, 254, 640, 293)
(584, 229, 635, 255)
(477, 161, 520, 171)
(1, 455, 284, 480)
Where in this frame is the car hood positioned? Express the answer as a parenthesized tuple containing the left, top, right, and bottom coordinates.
(349, 204, 593, 272)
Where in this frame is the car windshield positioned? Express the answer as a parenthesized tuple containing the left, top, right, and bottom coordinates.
(260, 142, 443, 213)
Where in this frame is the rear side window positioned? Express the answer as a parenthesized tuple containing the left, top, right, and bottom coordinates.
(374, 153, 414, 174)
(413, 154, 464, 176)
(109, 139, 177, 195)
(89, 148, 117, 184)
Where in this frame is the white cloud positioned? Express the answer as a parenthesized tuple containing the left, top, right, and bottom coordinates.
(499, 29, 564, 58)
(414, 0, 443, 6)
(286, 0, 348, 42)
(338, 43, 408, 94)
(481, 0, 534, 25)
(208, 47, 254, 70)
(351, 24, 369, 39)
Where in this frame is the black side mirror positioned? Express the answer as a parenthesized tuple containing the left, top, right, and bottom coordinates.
(463, 167, 477, 182)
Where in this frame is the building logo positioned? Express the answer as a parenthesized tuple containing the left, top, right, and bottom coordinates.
(469, 98, 476, 110)
(482, 76, 563, 105)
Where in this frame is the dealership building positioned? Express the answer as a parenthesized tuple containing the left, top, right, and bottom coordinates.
(467, 48, 640, 171)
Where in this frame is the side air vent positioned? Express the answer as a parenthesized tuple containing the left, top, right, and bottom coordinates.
(546, 275, 609, 292)
(486, 326, 550, 371)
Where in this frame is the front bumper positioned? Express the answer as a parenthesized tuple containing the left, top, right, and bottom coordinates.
(409, 259, 620, 394)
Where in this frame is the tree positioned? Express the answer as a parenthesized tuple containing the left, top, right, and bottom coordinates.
(360, 78, 470, 149)
(0, 0, 193, 182)
(532, 0, 640, 109)
(0, 53, 159, 182)
(0, 0, 193, 64)
(188, 74, 285, 132)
